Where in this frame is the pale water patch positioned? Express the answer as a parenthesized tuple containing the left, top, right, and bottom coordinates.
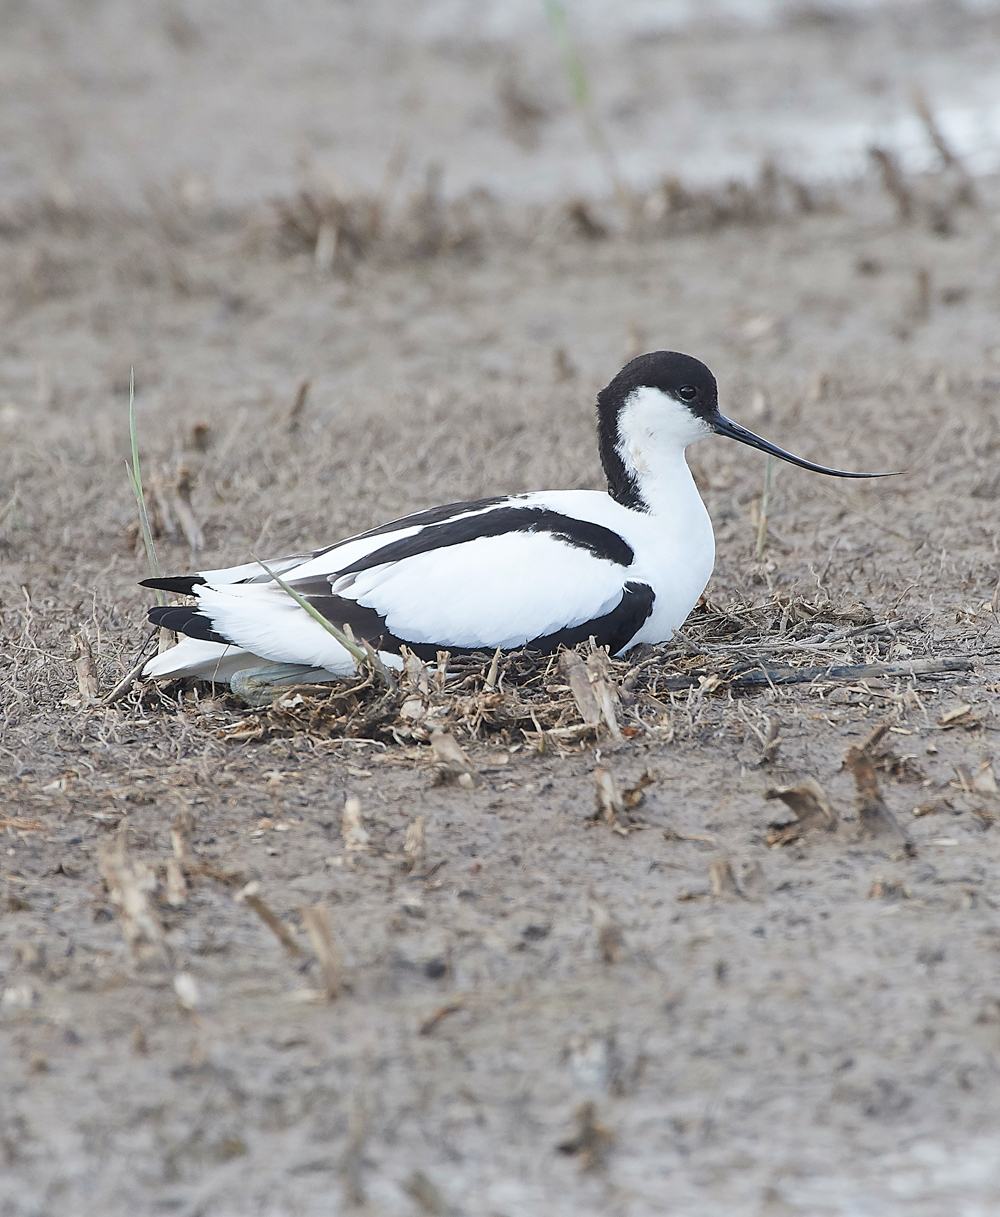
(3, 0, 1000, 209)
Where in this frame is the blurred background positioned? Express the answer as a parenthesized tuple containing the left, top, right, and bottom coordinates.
(4, 0, 1000, 213)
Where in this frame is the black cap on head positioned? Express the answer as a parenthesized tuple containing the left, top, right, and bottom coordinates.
(598, 351, 719, 421)
(597, 351, 720, 510)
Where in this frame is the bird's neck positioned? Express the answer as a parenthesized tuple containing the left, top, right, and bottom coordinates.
(598, 387, 712, 517)
(602, 428, 704, 521)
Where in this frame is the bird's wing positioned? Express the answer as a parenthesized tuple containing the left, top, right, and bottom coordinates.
(146, 496, 656, 664)
(152, 502, 655, 666)
(296, 505, 654, 655)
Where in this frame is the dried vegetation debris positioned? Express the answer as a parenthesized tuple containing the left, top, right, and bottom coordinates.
(763, 724, 925, 848)
(269, 168, 500, 269)
(256, 90, 984, 266)
(213, 640, 644, 749)
(591, 765, 655, 834)
(3, 74, 1000, 1204)
(556, 1100, 615, 1170)
(263, 154, 828, 277)
(764, 777, 839, 847)
(158, 593, 984, 756)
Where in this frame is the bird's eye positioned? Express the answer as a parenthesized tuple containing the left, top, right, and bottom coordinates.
(678, 386, 697, 401)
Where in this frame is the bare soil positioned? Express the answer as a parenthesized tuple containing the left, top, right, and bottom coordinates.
(3, 9, 1000, 1217)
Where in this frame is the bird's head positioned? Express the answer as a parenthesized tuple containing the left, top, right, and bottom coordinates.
(597, 350, 894, 510)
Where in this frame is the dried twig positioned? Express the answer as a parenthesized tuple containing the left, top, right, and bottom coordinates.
(404, 1171, 446, 1215)
(286, 378, 310, 432)
(556, 1101, 614, 1170)
(709, 859, 741, 898)
(72, 630, 100, 703)
(418, 1004, 463, 1036)
(868, 875, 910, 901)
(173, 972, 201, 1011)
(659, 656, 972, 692)
(911, 267, 931, 323)
(403, 814, 426, 871)
(484, 646, 502, 692)
(561, 650, 601, 725)
(586, 648, 623, 741)
(937, 701, 979, 730)
(172, 466, 204, 557)
(0, 817, 44, 832)
(165, 857, 187, 906)
(300, 903, 342, 1001)
(429, 730, 482, 787)
(593, 767, 625, 826)
(98, 834, 170, 969)
(622, 769, 655, 809)
(341, 796, 371, 851)
(560, 648, 622, 739)
(913, 88, 977, 205)
(844, 740, 906, 841)
(588, 895, 623, 963)
(764, 777, 838, 846)
(97, 652, 151, 709)
(869, 146, 913, 223)
(341, 1098, 367, 1206)
(973, 758, 998, 797)
(236, 881, 302, 956)
(170, 808, 194, 862)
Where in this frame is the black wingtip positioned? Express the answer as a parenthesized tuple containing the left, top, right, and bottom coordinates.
(148, 604, 230, 645)
(140, 575, 208, 594)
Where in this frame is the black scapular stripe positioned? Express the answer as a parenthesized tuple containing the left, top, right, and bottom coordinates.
(300, 580, 655, 660)
(346, 496, 508, 543)
(333, 507, 634, 576)
(305, 496, 508, 561)
(141, 576, 208, 595)
(148, 605, 231, 645)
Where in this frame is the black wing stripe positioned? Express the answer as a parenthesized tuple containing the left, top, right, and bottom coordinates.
(526, 581, 654, 654)
(301, 580, 654, 660)
(321, 507, 633, 578)
(304, 496, 509, 561)
(341, 496, 508, 544)
(148, 605, 232, 646)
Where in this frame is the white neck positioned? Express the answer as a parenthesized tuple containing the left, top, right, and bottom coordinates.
(615, 385, 712, 518)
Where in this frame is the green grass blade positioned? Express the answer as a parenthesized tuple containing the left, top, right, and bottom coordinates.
(755, 455, 774, 560)
(249, 554, 395, 690)
(126, 369, 165, 607)
(248, 553, 368, 665)
(542, 0, 626, 207)
(543, 0, 589, 108)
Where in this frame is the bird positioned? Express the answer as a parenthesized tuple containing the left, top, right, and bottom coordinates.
(140, 351, 889, 695)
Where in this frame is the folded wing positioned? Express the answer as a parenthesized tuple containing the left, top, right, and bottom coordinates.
(145, 498, 656, 672)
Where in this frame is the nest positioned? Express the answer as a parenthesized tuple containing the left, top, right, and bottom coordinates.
(207, 596, 897, 749)
(218, 645, 632, 747)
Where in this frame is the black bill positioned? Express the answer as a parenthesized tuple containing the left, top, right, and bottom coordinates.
(711, 415, 895, 479)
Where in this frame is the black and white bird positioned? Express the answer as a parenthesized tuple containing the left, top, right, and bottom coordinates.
(141, 351, 886, 690)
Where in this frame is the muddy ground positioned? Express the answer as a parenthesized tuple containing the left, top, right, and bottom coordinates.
(3, 7, 1000, 1217)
